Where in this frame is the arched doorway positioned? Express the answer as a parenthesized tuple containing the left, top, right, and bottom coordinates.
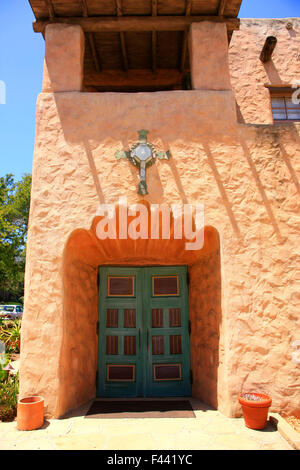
(58, 204, 221, 417)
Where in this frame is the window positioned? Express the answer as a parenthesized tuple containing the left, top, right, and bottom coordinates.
(271, 97, 300, 122)
(267, 85, 300, 122)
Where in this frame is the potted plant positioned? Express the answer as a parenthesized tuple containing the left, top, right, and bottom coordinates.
(239, 392, 272, 430)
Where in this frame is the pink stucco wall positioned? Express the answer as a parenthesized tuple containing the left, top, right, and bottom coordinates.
(229, 18, 300, 124)
(20, 20, 300, 418)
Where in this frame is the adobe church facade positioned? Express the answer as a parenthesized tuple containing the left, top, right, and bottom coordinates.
(21, 1, 300, 418)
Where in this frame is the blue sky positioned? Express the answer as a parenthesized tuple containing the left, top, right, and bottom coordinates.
(0, 0, 299, 181)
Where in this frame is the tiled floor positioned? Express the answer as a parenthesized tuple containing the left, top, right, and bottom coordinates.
(0, 399, 293, 450)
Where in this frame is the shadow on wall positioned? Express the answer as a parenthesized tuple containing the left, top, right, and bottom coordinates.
(263, 59, 283, 85)
(202, 142, 241, 238)
(279, 129, 300, 197)
(49, 89, 299, 251)
(239, 136, 283, 242)
(49, 89, 238, 210)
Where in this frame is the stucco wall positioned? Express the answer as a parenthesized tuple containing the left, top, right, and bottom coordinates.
(20, 89, 300, 418)
(229, 18, 300, 124)
(20, 19, 300, 419)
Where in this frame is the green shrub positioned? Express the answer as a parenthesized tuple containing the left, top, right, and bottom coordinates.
(0, 319, 21, 354)
(0, 403, 16, 422)
(0, 372, 19, 421)
(0, 353, 10, 382)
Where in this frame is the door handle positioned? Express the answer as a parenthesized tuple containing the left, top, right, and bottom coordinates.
(139, 328, 141, 352)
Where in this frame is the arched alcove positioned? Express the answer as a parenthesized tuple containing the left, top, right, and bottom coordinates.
(57, 204, 221, 417)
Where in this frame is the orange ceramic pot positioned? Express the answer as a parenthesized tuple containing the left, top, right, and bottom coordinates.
(17, 396, 44, 431)
(238, 393, 272, 430)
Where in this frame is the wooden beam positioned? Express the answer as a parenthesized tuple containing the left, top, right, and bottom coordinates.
(260, 36, 277, 63)
(81, 0, 88, 17)
(33, 16, 240, 33)
(152, 0, 158, 73)
(115, 1, 128, 71)
(181, 29, 188, 72)
(180, 1, 193, 72)
(43, 0, 55, 19)
(81, 0, 101, 73)
(119, 33, 129, 70)
(84, 69, 183, 89)
(87, 33, 101, 72)
(152, 32, 157, 73)
(115, 0, 123, 16)
(186, 0, 193, 16)
(152, 0, 158, 15)
(218, 0, 227, 16)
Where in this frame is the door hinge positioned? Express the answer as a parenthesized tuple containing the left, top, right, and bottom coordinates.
(190, 369, 193, 385)
(188, 320, 191, 335)
(186, 271, 190, 286)
(96, 370, 98, 386)
(97, 270, 100, 287)
(96, 321, 99, 335)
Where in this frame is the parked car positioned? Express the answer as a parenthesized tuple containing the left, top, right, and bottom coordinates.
(0, 305, 23, 320)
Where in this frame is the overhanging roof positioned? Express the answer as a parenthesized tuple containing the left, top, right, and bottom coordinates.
(29, 1, 242, 20)
(28, 1, 242, 92)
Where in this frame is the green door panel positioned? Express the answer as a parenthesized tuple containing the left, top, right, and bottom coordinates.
(97, 266, 191, 398)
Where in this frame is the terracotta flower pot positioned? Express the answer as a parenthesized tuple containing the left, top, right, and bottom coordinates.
(17, 396, 44, 431)
(239, 393, 272, 430)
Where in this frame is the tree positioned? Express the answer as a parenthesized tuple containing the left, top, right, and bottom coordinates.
(0, 174, 32, 302)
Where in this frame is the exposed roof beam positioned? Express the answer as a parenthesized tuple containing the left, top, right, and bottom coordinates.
(115, 0, 123, 16)
(152, 0, 158, 15)
(81, 0, 101, 73)
(81, 0, 88, 17)
(115, 1, 128, 71)
(84, 69, 183, 89)
(119, 33, 129, 70)
(87, 34, 101, 72)
(181, 29, 188, 72)
(152, 32, 157, 73)
(151, 0, 158, 73)
(180, 1, 193, 72)
(260, 36, 277, 63)
(218, 0, 227, 16)
(43, 0, 55, 18)
(186, 0, 192, 16)
(33, 16, 240, 33)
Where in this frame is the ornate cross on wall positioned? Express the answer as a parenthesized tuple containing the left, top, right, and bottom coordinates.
(115, 130, 171, 196)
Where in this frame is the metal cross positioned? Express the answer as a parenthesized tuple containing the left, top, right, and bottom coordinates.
(115, 130, 171, 196)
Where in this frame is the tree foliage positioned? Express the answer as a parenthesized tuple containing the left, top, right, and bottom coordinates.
(0, 174, 32, 302)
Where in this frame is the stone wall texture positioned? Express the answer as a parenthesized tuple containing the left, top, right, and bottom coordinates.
(20, 18, 300, 419)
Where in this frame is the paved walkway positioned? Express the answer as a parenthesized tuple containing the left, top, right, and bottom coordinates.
(0, 399, 293, 450)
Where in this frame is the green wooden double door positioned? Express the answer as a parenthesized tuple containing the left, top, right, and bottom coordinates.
(97, 266, 191, 397)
